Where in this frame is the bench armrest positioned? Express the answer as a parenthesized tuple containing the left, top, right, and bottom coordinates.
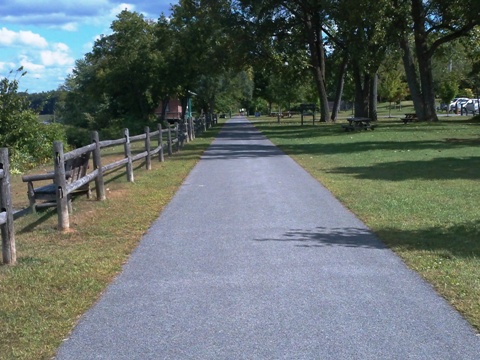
(22, 172, 55, 182)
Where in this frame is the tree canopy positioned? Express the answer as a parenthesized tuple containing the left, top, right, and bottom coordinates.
(54, 0, 479, 130)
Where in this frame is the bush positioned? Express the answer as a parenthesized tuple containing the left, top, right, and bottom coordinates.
(1, 69, 68, 171)
(65, 126, 92, 148)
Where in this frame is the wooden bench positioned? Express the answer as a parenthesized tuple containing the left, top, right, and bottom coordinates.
(401, 113, 417, 124)
(22, 152, 91, 213)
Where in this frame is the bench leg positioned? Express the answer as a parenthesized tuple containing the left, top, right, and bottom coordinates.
(27, 182, 37, 214)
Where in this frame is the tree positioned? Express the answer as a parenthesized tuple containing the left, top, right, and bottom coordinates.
(438, 78, 458, 115)
(326, 0, 395, 120)
(238, 0, 331, 121)
(378, 54, 409, 117)
(393, 0, 480, 121)
(89, 11, 161, 127)
(61, 10, 169, 137)
(167, 0, 243, 117)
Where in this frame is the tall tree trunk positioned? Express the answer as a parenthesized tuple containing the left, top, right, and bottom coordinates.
(353, 62, 370, 117)
(331, 53, 348, 122)
(161, 97, 169, 122)
(369, 72, 378, 120)
(399, 34, 424, 118)
(305, 15, 330, 122)
(411, 0, 438, 121)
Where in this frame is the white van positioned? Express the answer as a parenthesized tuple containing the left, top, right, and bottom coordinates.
(465, 99, 479, 115)
(449, 98, 470, 113)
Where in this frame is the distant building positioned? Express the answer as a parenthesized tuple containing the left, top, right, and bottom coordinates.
(155, 98, 183, 122)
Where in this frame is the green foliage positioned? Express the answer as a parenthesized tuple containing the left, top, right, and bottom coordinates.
(438, 79, 458, 106)
(65, 126, 91, 148)
(459, 88, 474, 98)
(61, 10, 163, 134)
(0, 69, 67, 171)
(378, 55, 409, 103)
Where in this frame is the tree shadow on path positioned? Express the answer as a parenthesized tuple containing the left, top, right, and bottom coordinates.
(255, 226, 385, 249)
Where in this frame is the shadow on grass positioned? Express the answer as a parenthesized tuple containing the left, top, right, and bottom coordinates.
(377, 219, 480, 259)
(17, 209, 56, 234)
(328, 156, 480, 181)
(271, 139, 479, 160)
(256, 116, 480, 141)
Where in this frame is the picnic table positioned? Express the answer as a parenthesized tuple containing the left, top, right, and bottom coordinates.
(342, 117, 376, 131)
(401, 113, 417, 124)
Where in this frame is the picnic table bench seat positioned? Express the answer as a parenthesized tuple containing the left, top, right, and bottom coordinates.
(401, 113, 417, 124)
(22, 152, 91, 213)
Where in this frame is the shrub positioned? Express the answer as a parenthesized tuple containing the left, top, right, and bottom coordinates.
(1, 69, 68, 171)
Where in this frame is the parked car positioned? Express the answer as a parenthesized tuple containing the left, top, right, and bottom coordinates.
(465, 99, 479, 115)
(439, 103, 449, 111)
(449, 98, 470, 113)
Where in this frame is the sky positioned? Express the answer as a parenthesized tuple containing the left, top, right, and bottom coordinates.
(0, 0, 175, 93)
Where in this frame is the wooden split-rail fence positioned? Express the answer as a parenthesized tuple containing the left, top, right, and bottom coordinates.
(0, 148, 16, 265)
(1, 114, 218, 265)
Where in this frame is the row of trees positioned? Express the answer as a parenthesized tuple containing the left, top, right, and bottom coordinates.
(240, 0, 480, 121)
(2, 0, 480, 168)
(57, 0, 478, 131)
(58, 4, 254, 139)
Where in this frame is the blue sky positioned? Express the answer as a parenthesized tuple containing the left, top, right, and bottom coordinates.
(0, 0, 174, 93)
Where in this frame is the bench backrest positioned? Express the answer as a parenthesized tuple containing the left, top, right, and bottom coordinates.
(65, 152, 90, 184)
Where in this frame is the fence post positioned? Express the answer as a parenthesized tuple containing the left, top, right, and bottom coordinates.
(190, 117, 195, 140)
(124, 128, 134, 182)
(167, 125, 173, 156)
(175, 123, 180, 152)
(184, 118, 189, 143)
(158, 123, 164, 162)
(0, 148, 16, 265)
(145, 126, 151, 170)
(91, 131, 106, 201)
(54, 141, 69, 231)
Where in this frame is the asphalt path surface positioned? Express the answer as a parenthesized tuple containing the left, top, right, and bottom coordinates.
(56, 117, 480, 359)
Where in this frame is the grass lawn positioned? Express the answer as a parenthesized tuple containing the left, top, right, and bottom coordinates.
(253, 112, 480, 331)
(0, 125, 223, 359)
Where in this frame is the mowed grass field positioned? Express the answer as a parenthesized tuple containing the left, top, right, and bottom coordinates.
(253, 111, 480, 332)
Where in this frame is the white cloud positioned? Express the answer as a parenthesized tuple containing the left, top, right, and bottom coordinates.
(19, 55, 45, 72)
(61, 22, 78, 31)
(110, 3, 135, 16)
(0, 61, 17, 72)
(18, 30, 48, 47)
(0, 28, 16, 46)
(40, 50, 73, 66)
(53, 42, 70, 52)
(0, 27, 48, 48)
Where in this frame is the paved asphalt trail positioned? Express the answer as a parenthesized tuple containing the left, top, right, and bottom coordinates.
(56, 117, 480, 359)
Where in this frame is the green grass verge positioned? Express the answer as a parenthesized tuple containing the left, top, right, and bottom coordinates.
(253, 114, 480, 331)
(0, 125, 223, 360)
